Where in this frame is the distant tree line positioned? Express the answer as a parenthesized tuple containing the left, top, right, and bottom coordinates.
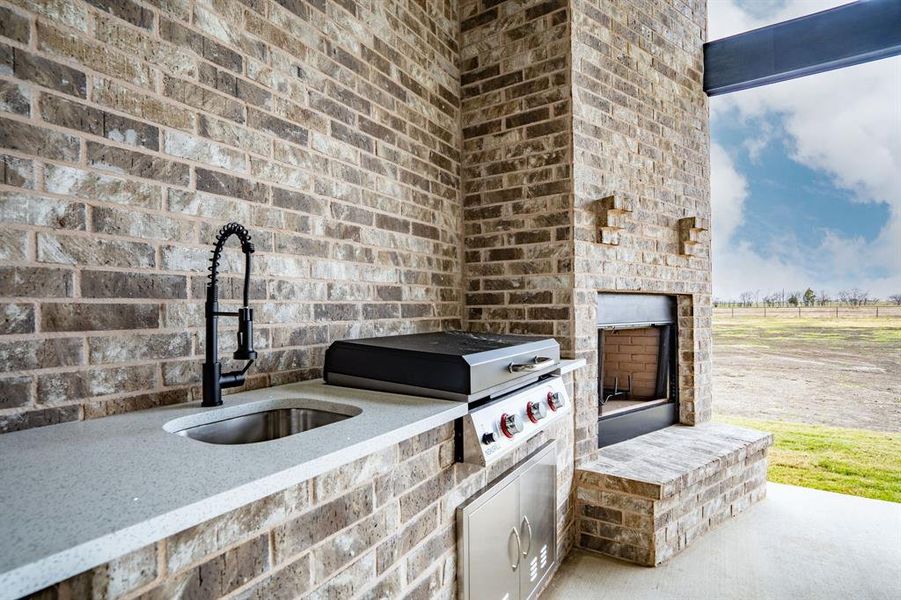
(715, 288, 901, 307)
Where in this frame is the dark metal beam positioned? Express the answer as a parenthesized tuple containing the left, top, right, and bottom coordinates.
(704, 0, 901, 96)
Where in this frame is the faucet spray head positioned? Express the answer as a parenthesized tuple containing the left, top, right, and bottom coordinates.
(233, 307, 257, 361)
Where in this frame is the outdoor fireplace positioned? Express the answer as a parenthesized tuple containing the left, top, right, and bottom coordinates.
(597, 293, 678, 447)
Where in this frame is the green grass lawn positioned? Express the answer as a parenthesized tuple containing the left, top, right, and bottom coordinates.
(715, 416, 901, 503)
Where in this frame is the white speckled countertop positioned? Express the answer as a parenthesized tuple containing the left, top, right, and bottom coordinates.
(0, 380, 467, 599)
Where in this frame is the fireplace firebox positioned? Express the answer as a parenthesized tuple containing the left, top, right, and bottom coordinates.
(597, 293, 678, 448)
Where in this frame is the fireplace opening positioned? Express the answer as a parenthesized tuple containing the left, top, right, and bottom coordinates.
(597, 293, 679, 448)
(600, 326, 672, 414)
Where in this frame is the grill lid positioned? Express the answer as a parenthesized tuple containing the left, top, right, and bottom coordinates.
(324, 331, 560, 401)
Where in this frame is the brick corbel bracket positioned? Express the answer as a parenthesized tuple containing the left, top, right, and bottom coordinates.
(595, 194, 634, 245)
(677, 216, 709, 256)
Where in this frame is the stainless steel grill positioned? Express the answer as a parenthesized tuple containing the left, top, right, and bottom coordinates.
(323, 331, 570, 466)
(324, 331, 570, 600)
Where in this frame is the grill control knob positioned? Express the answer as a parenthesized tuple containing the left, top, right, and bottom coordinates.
(482, 432, 497, 445)
(500, 413, 523, 438)
(547, 391, 565, 411)
(527, 400, 548, 423)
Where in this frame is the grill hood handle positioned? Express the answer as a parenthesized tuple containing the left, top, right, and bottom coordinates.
(508, 356, 554, 373)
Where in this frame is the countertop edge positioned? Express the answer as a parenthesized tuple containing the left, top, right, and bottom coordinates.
(0, 401, 467, 600)
(556, 358, 586, 375)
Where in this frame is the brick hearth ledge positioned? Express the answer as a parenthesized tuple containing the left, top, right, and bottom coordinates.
(576, 424, 774, 566)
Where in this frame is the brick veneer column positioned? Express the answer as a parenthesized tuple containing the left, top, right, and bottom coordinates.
(459, 0, 711, 463)
(570, 0, 712, 460)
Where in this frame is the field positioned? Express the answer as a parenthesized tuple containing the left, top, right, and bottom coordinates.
(712, 315, 901, 502)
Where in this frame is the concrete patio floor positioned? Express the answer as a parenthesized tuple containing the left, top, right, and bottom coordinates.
(543, 483, 901, 600)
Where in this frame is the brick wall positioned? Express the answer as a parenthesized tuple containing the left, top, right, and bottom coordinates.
(601, 327, 660, 399)
(0, 0, 463, 432)
(459, 0, 574, 354)
(27, 378, 576, 599)
(570, 0, 711, 459)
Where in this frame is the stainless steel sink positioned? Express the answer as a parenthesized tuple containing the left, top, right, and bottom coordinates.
(174, 407, 352, 445)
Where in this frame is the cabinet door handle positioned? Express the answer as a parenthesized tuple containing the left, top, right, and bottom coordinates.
(521, 516, 532, 557)
(509, 527, 522, 571)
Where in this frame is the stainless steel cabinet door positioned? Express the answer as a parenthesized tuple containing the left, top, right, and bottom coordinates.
(462, 479, 521, 600)
(519, 449, 556, 600)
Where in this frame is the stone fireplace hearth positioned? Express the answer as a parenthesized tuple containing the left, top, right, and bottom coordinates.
(577, 424, 773, 566)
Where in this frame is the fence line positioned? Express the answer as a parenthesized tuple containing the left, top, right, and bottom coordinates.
(713, 306, 901, 318)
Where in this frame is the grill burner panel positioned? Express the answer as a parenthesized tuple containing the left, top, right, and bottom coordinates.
(324, 331, 560, 402)
(459, 377, 569, 466)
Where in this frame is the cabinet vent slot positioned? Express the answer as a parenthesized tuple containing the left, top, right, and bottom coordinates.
(540, 544, 548, 569)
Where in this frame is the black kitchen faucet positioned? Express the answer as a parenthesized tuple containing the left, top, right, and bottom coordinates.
(202, 222, 257, 407)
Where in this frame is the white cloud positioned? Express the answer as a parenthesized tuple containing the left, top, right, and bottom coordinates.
(714, 239, 901, 300)
(708, 0, 901, 299)
(710, 142, 747, 251)
(741, 135, 767, 163)
(714, 241, 812, 300)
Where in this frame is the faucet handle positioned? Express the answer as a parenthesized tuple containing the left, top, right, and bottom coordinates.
(233, 307, 257, 361)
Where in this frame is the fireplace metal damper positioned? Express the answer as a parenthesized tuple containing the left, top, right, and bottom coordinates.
(597, 293, 679, 448)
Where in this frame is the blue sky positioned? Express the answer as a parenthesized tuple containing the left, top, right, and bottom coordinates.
(708, 1, 901, 299)
(713, 115, 890, 251)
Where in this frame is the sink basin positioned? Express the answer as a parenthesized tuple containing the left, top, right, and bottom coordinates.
(174, 407, 352, 445)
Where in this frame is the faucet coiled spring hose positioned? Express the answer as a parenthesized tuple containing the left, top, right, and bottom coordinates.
(207, 222, 255, 305)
